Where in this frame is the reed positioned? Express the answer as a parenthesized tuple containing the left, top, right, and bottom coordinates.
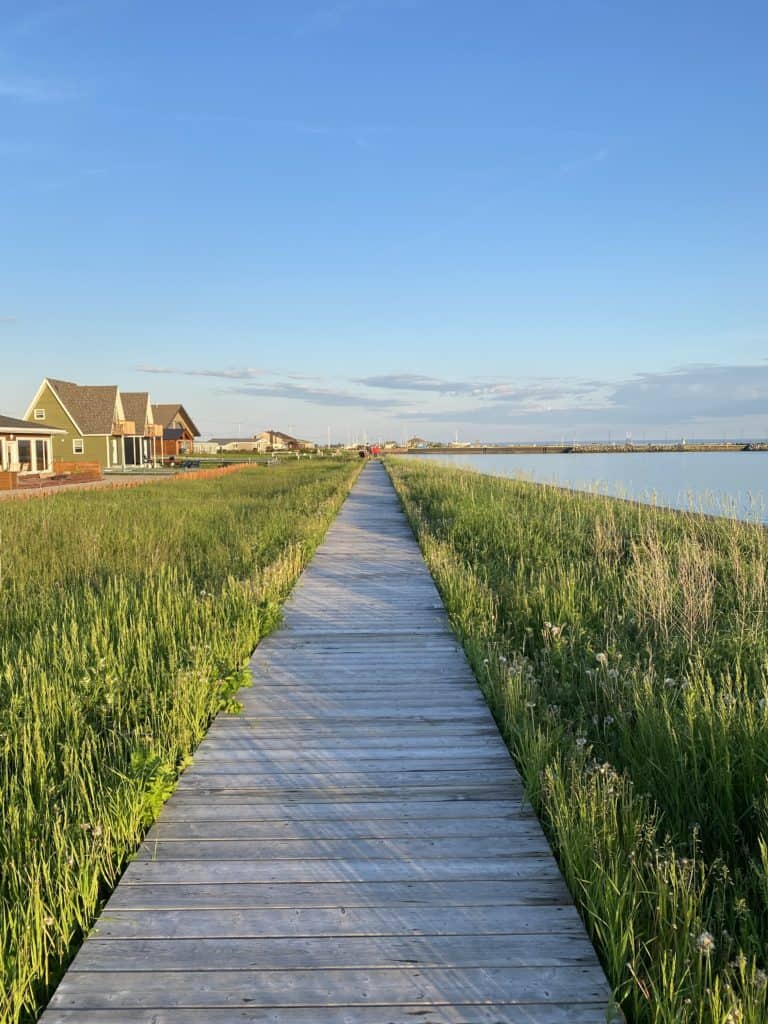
(0, 460, 360, 1023)
(387, 458, 768, 1024)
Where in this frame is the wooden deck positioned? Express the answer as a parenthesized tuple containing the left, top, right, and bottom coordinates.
(41, 461, 617, 1023)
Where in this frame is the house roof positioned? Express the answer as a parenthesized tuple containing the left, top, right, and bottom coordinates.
(0, 413, 66, 435)
(152, 404, 200, 436)
(256, 429, 297, 442)
(121, 392, 152, 430)
(209, 438, 249, 445)
(47, 379, 120, 435)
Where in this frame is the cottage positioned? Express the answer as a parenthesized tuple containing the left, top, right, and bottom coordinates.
(208, 438, 259, 452)
(254, 430, 315, 453)
(151, 404, 200, 459)
(24, 378, 137, 469)
(192, 440, 222, 455)
(0, 414, 66, 486)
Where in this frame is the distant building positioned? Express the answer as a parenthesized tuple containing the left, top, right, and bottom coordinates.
(208, 438, 260, 452)
(254, 430, 315, 453)
(192, 440, 221, 454)
(405, 436, 429, 449)
(151, 404, 200, 459)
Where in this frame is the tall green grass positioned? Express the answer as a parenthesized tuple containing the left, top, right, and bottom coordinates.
(387, 458, 768, 1024)
(0, 460, 360, 1023)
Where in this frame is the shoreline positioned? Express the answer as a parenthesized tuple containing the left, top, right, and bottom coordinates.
(395, 442, 767, 455)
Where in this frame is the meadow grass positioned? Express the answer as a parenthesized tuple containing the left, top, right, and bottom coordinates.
(0, 459, 360, 1023)
(387, 458, 768, 1024)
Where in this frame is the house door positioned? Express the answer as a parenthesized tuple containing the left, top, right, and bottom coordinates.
(125, 437, 139, 466)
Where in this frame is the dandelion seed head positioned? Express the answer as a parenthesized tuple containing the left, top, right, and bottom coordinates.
(696, 930, 716, 955)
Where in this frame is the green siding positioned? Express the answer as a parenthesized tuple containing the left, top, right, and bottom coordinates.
(23, 382, 115, 467)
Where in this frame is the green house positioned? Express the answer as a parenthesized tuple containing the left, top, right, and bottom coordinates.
(23, 378, 140, 470)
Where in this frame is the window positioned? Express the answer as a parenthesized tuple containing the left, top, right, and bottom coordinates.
(35, 440, 48, 471)
(33, 408, 46, 420)
(17, 439, 32, 468)
(72, 438, 84, 454)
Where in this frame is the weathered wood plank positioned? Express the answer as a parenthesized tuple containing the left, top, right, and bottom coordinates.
(47, 966, 611, 1009)
(41, 1006, 616, 1024)
(122, 855, 563, 885)
(158, 798, 534, 820)
(135, 834, 552, 861)
(105, 878, 574, 911)
(94, 903, 586, 940)
(148, 815, 542, 840)
(73, 933, 599, 971)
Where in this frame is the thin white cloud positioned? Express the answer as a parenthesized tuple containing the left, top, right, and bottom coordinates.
(137, 365, 267, 380)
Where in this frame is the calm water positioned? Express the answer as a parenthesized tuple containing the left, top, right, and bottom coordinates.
(413, 452, 768, 523)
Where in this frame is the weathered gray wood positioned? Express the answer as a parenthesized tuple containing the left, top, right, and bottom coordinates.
(46, 966, 612, 1009)
(41, 1006, 617, 1024)
(159, 798, 535, 821)
(148, 815, 543, 839)
(105, 878, 575, 911)
(40, 463, 615, 1023)
(135, 834, 552, 861)
(123, 855, 563, 884)
(94, 903, 587, 939)
(74, 933, 600, 971)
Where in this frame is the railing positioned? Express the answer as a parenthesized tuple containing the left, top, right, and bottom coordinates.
(112, 420, 136, 436)
(146, 424, 164, 438)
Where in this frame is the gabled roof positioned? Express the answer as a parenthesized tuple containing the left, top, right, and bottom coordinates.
(151, 403, 200, 437)
(121, 392, 152, 431)
(46, 378, 122, 435)
(256, 429, 296, 442)
(0, 413, 66, 435)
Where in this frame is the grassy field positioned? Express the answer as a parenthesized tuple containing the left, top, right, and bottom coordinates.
(0, 460, 360, 1023)
(387, 458, 768, 1024)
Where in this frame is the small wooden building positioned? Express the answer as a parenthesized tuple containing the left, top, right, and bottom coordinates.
(151, 404, 200, 459)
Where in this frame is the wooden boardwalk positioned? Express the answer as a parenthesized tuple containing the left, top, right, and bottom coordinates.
(42, 462, 617, 1023)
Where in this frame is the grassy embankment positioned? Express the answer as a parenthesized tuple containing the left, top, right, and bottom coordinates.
(387, 458, 768, 1024)
(0, 459, 360, 1023)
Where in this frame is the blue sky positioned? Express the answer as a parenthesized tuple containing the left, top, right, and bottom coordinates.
(1, 0, 767, 442)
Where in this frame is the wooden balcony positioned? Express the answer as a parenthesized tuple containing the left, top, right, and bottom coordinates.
(146, 424, 164, 438)
(112, 420, 136, 436)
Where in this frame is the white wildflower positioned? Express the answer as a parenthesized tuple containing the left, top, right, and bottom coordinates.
(696, 931, 716, 956)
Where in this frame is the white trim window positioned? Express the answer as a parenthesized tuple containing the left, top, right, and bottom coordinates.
(72, 438, 85, 454)
(33, 408, 46, 420)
